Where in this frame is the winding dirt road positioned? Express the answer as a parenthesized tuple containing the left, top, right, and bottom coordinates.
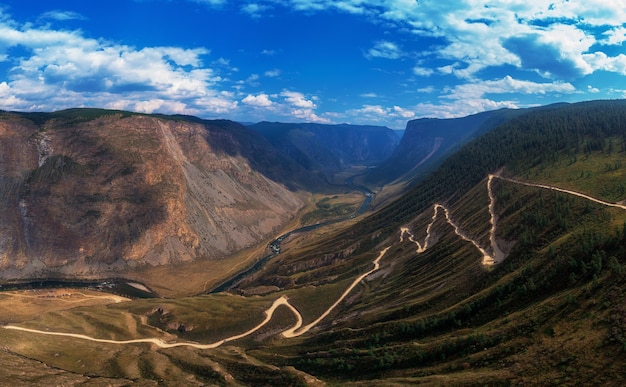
(495, 174, 626, 210)
(399, 173, 626, 265)
(3, 248, 391, 347)
(400, 174, 502, 265)
(282, 247, 390, 338)
(4, 173, 626, 349)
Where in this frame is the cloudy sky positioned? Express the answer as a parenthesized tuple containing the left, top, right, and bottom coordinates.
(0, 1, 625, 128)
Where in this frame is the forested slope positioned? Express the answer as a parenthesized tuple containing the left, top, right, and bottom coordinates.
(238, 100, 626, 384)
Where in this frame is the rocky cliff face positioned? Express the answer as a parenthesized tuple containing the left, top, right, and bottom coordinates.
(365, 108, 525, 185)
(0, 110, 304, 279)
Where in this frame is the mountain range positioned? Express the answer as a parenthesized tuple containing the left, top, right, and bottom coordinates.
(0, 110, 399, 280)
(1, 100, 626, 385)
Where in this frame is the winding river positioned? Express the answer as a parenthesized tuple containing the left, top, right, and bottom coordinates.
(0, 176, 374, 299)
(209, 176, 374, 293)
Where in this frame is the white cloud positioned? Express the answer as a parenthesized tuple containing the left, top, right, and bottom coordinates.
(417, 86, 435, 93)
(194, 94, 239, 114)
(290, 108, 330, 123)
(358, 105, 386, 115)
(264, 69, 281, 77)
(587, 85, 600, 93)
(583, 52, 626, 75)
(343, 104, 416, 127)
(602, 27, 626, 46)
(281, 90, 316, 109)
(437, 64, 457, 75)
(194, 0, 227, 6)
(410, 99, 520, 119)
(242, 73, 260, 86)
(133, 99, 189, 114)
(241, 3, 269, 17)
(366, 40, 403, 59)
(252, 1, 626, 81)
(242, 93, 274, 107)
(275, 90, 331, 122)
(39, 10, 86, 21)
(413, 66, 434, 77)
(444, 76, 576, 100)
(393, 105, 415, 119)
(0, 15, 237, 116)
(0, 81, 27, 110)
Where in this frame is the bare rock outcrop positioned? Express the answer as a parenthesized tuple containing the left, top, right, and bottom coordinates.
(0, 110, 304, 279)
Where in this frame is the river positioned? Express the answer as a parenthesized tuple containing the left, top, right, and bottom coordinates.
(0, 279, 156, 299)
(0, 177, 373, 298)
(208, 176, 374, 293)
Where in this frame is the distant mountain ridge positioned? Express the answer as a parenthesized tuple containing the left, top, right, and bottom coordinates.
(365, 107, 536, 185)
(249, 122, 400, 181)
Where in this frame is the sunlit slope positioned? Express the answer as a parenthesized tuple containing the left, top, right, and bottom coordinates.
(237, 100, 626, 384)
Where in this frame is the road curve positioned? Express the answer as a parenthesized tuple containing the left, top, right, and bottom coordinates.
(3, 247, 391, 346)
(400, 173, 626, 266)
(493, 174, 626, 210)
(282, 247, 390, 338)
(5, 173, 625, 350)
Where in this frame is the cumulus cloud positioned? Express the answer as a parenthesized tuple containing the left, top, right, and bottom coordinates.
(290, 109, 330, 123)
(342, 104, 416, 127)
(602, 27, 626, 46)
(503, 34, 587, 79)
(132, 99, 189, 114)
(241, 3, 269, 18)
(247, 0, 626, 81)
(281, 90, 316, 109)
(410, 99, 520, 119)
(393, 105, 415, 119)
(242, 93, 274, 107)
(0, 15, 236, 116)
(583, 52, 626, 75)
(587, 85, 600, 93)
(277, 90, 331, 123)
(239, 89, 328, 123)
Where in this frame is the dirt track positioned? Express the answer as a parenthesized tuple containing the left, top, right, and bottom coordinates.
(5, 173, 626, 349)
(3, 248, 392, 346)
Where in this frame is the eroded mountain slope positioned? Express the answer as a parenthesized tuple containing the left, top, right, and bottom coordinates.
(0, 110, 304, 279)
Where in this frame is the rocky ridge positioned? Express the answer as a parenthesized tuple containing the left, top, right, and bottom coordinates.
(0, 110, 304, 279)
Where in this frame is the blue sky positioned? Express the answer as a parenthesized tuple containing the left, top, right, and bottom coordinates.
(0, 1, 625, 129)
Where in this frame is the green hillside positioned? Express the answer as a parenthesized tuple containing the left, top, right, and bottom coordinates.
(2, 100, 626, 385)
(236, 100, 626, 384)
